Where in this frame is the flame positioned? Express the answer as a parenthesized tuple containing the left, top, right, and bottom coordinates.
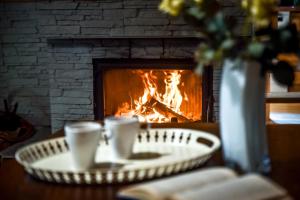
(161, 71, 182, 113)
(115, 70, 190, 123)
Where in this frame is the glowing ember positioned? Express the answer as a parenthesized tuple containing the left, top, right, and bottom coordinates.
(115, 70, 193, 123)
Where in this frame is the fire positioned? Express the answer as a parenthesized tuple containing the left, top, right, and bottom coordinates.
(115, 70, 192, 123)
(161, 71, 183, 113)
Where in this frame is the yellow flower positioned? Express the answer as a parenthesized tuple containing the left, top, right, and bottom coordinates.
(242, 0, 277, 28)
(194, 0, 203, 4)
(159, 0, 184, 16)
(241, 0, 248, 9)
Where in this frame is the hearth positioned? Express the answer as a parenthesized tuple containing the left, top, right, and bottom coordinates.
(93, 59, 213, 123)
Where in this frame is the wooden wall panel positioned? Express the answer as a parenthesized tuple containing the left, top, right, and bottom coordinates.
(289, 72, 300, 92)
(270, 103, 300, 114)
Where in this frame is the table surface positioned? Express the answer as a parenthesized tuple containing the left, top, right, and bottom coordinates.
(1, 124, 300, 200)
(1, 157, 300, 199)
(0, 157, 224, 200)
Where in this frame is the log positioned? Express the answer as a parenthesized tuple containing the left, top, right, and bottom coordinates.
(146, 97, 192, 122)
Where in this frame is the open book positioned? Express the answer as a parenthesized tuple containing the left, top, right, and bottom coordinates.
(118, 167, 291, 200)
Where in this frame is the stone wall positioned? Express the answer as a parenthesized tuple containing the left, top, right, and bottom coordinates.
(0, 0, 246, 132)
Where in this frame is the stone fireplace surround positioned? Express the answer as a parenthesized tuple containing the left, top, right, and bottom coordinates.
(0, 0, 244, 133)
(49, 37, 201, 131)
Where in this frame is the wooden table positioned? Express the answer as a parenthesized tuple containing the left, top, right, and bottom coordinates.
(1, 123, 300, 200)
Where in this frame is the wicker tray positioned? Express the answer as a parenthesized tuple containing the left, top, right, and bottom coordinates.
(15, 128, 220, 185)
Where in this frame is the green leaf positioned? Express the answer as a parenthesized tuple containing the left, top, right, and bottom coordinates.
(214, 48, 223, 60)
(207, 12, 225, 33)
(204, 49, 215, 60)
(280, 30, 292, 41)
(221, 39, 235, 50)
(248, 42, 265, 58)
(187, 7, 205, 20)
(195, 63, 204, 75)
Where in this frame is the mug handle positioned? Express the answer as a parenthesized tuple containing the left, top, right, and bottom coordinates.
(100, 127, 113, 140)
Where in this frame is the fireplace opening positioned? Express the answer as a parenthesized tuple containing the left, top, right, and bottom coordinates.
(94, 59, 213, 123)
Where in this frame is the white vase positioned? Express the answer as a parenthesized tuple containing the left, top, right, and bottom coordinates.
(220, 59, 270, 173)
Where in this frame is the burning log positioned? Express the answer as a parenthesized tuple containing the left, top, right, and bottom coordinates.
(146, 97, 192, 122)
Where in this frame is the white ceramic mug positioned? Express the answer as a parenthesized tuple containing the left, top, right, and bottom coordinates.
(104, 117, 139, 160)
(64, 122, 102, 170)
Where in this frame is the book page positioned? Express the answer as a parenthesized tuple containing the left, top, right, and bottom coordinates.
(169, 174, 289, 200)
(118, 167, 237, 200)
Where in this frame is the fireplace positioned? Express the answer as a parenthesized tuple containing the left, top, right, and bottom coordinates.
(93, 59, 213, 123)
